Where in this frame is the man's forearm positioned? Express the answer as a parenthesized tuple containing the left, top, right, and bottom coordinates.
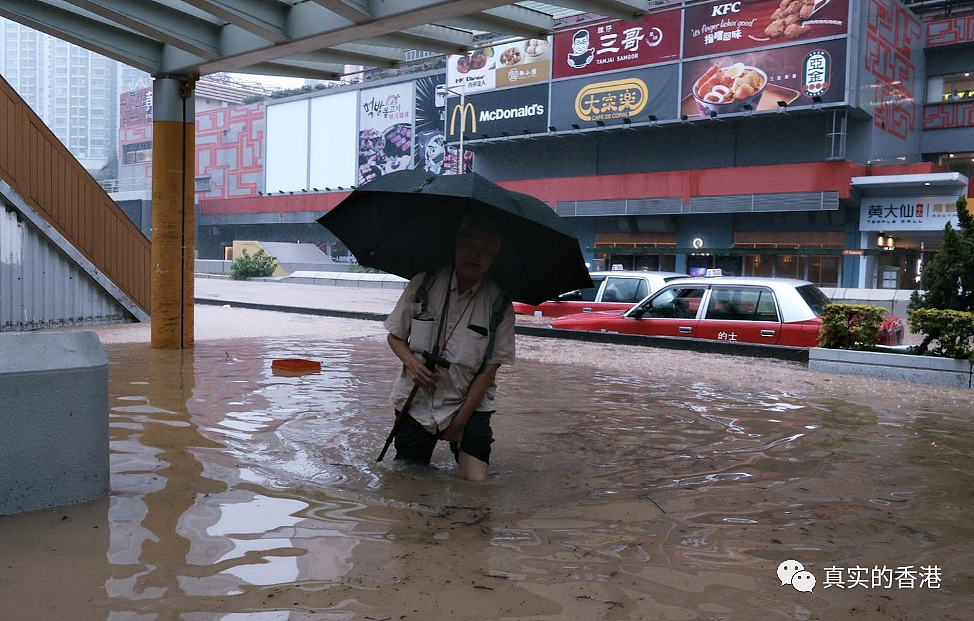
(388, 333, 416, 365)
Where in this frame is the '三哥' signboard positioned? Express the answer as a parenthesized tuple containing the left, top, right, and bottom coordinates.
(860, 197, 962, 231)
(551, 11, 681, 79)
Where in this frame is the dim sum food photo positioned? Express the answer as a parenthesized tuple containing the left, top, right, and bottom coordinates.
(500, 46, 523, 66)
(692, 62, 768, 116)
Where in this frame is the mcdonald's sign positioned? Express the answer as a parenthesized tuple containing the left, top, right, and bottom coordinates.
(449, 101, 477, 136)
(445, 84, 550, 141)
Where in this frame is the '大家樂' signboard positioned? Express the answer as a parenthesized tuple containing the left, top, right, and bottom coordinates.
(551, 11, 681, 79)
(683, 0, 851, 59)
(549, 65, 679, 129)
(860, 197, 962, 231)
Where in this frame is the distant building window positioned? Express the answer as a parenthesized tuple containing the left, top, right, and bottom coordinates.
(930, 71, 974, 103)
(122, 141, 152, 164)
(195, 176, 212, 192)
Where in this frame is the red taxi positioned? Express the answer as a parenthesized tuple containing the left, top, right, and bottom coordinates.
(549, 277, 905, 348)
(512, 271, 687, 318)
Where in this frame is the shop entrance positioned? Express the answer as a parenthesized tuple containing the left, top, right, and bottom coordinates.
(603, 252, 678, 272)
(743, 253, 841, 286)
(687, 254, 744, 276)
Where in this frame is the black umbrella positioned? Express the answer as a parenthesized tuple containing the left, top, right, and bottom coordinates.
(317, 169, 593, 305)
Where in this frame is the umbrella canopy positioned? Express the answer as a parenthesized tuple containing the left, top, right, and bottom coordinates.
(317, 170, 592, 305)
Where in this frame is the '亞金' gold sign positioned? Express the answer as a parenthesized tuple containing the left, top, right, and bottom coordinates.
(574, 78, 648, 122)
(449, 102, 476, 136)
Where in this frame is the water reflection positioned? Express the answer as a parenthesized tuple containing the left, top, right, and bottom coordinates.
(2, 333, 970, 620)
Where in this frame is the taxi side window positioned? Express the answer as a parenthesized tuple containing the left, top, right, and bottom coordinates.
(557, 276, 604, 302)
(603, 277, 646, 303)
(705, 287, 779, 322)
(639, 287, 706, 318)
(754, 290, 779, 322)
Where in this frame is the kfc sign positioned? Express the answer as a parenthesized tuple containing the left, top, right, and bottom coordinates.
(552, 11, 680, 79)
(712, 2, 743, 16)
(683, 0, 850, 59)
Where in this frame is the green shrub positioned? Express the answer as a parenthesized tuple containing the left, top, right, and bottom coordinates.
(908, 308, 974, 360)
(230, 248, 277, 280)
(818, 303, 889, 350)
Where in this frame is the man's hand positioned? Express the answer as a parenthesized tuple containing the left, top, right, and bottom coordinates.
(404, 354, 436, 389)
(439, 415, 466, 445)
(388, 333, 437, 389)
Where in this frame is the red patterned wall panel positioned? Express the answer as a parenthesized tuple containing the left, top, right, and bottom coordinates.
(864, 0, 922, 141)
(923, 101, 974, 129)
(117, 100, 265, 199)
(195, 102, 265, 199)
(926, 15, 974, 47)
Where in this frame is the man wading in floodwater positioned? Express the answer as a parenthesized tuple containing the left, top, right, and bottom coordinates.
(383, 215, 515, 481)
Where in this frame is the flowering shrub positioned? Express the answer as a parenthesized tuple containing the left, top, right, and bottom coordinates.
(818, 304, 888, 350)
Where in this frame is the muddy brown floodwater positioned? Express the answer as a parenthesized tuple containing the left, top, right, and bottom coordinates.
(1, 308, 972, 621)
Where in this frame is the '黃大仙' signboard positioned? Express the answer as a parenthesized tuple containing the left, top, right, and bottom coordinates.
(683, 0, 851, 59)
(551, 11, 681, 79)
(549, 65, 679, 130)
(860, 197, 962, 231)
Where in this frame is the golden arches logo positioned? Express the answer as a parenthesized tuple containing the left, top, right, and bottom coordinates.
(449, 102, 476, 136)
(574, 78, 649, 122)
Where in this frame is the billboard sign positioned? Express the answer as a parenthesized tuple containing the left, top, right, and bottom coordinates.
(446, 38, 551, 94)
(549, 65, 679, 129)
(680, 38, 847, 118)
(860, 197, 961, 231)
(358, 83, 414, 185)
(445, 84, 549, 141)
(551, 12, 681, 78)
(683, 0, 850, 59)
(413, 75, 472, 175)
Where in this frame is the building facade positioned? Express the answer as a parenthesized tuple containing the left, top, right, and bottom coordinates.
(0, 17, 118, 171)
(117, 0, 972, 290)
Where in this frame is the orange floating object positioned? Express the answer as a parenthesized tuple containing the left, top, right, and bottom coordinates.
(271, 358, 322, 372)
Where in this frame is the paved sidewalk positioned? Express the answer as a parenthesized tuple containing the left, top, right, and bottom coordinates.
(195, 276, 403, 316)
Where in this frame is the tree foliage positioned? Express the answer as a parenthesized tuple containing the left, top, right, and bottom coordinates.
(908, 195, 974, 353)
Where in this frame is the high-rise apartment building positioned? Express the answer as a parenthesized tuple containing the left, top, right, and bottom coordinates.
(0, 17, 118, 171)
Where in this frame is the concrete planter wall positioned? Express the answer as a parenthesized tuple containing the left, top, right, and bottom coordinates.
(0, 331, 110, 515)
(809, 348, 974, 389)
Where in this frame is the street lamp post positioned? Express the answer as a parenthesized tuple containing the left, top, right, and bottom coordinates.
(438, 82, 467, 175)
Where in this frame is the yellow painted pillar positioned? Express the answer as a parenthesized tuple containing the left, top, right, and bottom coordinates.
(151, 77, 196, 349)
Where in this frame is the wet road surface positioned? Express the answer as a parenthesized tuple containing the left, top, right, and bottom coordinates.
(1, 310, 972, 620)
